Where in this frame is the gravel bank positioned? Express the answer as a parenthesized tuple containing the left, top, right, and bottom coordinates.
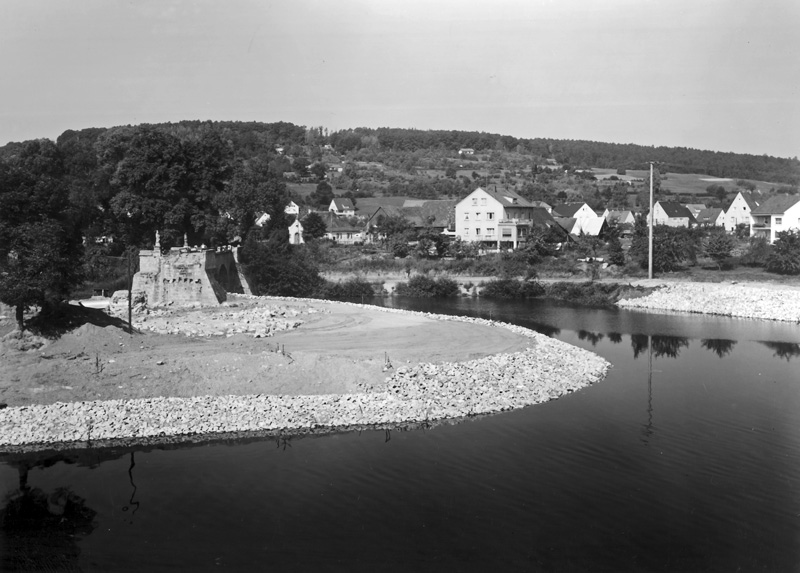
(0, 302, 610, 449)
(617, 282, 800, 322)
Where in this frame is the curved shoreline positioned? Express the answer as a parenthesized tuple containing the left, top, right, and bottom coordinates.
(0, 301, 610, 451)
(617, 281, 800, 322)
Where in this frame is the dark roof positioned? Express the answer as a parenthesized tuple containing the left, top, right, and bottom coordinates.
(320, 211, 362, 232)
(477, 187, 534, 208)
(551, 203, 588, 218)
(331, 198, 354, 211)
(751, 194, 800, 215)
(657, 201, 695, 219)
(554, 217, 579, 234)
(696, 208, 724, 223)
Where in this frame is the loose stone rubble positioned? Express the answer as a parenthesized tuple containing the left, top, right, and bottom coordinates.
(617, 282, 800, 322)
(0, 302, 610, 448)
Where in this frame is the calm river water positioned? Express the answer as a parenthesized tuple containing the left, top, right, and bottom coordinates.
(1, 298, 799, 572)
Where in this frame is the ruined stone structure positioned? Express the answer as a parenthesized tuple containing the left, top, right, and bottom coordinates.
(131, 242, 251, 307)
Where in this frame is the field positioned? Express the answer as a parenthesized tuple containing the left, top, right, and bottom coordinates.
(591, 168, 782, 197)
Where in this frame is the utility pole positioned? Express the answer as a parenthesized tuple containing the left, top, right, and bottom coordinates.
(648, 162, 654, 279)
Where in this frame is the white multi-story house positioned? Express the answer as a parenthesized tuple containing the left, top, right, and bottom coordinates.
(724, 191, 760, 232)
(454, 187, 559, 249)
(750, 195, 800, 243)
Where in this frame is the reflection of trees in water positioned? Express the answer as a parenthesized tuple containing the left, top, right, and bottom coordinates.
(607, 332, 623, 344)
(577, 330, 604, 346)
(1, 467, 97, 571)
(528, 323, 561, 337)
(631, 334, 649, 359)
(759, 341, 800, 361)
(631, 333, 690, 359)
(651, 335, 690, 359)
(701, 338, 737, 358)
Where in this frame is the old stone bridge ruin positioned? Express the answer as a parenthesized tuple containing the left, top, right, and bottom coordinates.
(131, 242, 251, 307)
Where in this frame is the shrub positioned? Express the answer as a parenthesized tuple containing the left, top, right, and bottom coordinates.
(315, 277, 377, 299)
(766, 230, 800, 275)
(480, 278, 544, 299)
(739, 237, 771, 267)
(395, 275, 460, 297)
(705, 231, 735, 270)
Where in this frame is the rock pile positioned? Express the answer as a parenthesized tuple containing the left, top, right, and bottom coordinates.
(0, 302, 610, 448)
(617, 282, 800, 322)
(109, 298, 322, 337)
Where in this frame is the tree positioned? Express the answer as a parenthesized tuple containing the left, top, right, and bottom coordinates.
(705, 231, 735, 270)
(765, 230, 800, 275)
(302, 212, 327, 240)
(308, 181, 334, 209)
(309, 162, 327, 180)
(0, 140, 84, 330)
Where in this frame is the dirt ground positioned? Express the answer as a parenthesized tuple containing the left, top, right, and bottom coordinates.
(0, 297, 532, 408)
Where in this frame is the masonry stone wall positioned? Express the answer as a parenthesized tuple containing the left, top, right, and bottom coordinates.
(131, 247, 250, 307)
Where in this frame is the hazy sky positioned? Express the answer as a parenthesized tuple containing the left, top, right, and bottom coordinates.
(1, 0, 798, 157)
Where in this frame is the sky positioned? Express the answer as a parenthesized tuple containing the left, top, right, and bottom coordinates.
(1, 0, 798, 158)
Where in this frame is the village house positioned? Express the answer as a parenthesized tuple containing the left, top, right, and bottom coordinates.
(750, 194, 800, 244)
(652, 201, 697, 227)
(684, 203, 707, 219)
(724, 191, 760, 232)
(603, 209, 635, 226)
(321, 212, 367, 244)
(329, 198, 355, 216)
(455, 187, 562, 249)
(695, 208, 726, 227)
(551, 202, 600, 224)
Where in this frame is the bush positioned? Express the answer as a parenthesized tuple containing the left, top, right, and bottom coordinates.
(542, 281, 624, 306)
(480, 278, 544, 299)
(395, 275, 460, 297)
(739, 236, 771, 267)
(766, 230, 800, 275)
(315, 277, 377, 299)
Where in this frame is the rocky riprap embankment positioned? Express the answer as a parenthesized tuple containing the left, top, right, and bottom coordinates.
(0, 301, 610, 449)
(617, 282, 800, 322)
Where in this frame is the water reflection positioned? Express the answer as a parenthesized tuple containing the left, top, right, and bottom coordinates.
(577, 330, 604, 346)
(701, 338, 737, 359)
(631, 333, 649, 359)
(607, 332, 623, 344)
(1, 465, 97, 571)
(759, 341, 800, 361)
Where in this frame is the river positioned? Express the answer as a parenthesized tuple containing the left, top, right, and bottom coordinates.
(1, 298, 799, 572)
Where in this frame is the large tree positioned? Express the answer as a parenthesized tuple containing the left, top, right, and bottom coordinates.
(0, 140, 84, 329)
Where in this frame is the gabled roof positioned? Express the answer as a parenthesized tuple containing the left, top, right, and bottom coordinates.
(578, 217, 607, 237)
(551, 203, 589, 218)
(605, 210, 634, 224)
(331, 198, 355, 211)
(696, 208, 724, 223)
(320, 211, 363, 232)
(554, 217, 579, 234)
(751, 194, 800, 215)
(657, 201, 695, 219)
(738, 191, 761, 210)
(474, 187, 534, 208)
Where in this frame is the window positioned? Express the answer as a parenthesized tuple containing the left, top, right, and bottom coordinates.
(475, 228, 481, 236)
(487, 212, 495, 220)
(472, 198, 477, 206)
(487, 227, 495, 235)
(475, 212, 481, 220)
(464, 212, 469, 220)
(776, 217, 783, 225)
(480, 198, 487, 206)
(464, 228, 469, 235)
(502, 229, 513, 237)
